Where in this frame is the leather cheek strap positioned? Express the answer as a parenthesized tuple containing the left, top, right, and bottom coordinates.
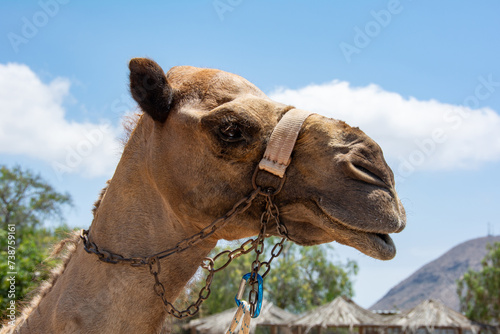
(258, 109, 315, 178)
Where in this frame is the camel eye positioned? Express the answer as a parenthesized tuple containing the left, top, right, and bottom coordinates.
(219, 123, 244, 142)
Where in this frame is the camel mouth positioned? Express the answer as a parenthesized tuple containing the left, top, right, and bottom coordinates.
(278, 200, 401, 260)
(336, 226, 397, 261)
(313, 202, 399, 260)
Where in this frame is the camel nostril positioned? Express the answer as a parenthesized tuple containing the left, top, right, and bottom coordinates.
(349, 163, 388, 189)
(353, 164, 384, 183)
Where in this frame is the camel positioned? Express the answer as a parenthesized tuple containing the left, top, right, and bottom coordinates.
(2, 58, 406, 333)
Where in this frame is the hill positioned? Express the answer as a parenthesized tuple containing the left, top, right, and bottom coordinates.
(370, 235, 500, 312)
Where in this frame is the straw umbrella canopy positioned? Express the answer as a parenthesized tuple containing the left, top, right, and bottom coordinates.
(290, 296, 385, 334)
(185, 300, 294, 334)
(385, 299, 479, 334)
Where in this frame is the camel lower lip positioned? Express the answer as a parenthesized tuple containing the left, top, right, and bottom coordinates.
(314, 201, 398, 260)
(325, 219, 397, 260)
(365, 232, 396, 260)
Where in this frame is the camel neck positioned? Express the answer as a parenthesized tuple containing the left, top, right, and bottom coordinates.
(12, 162, 216, 334)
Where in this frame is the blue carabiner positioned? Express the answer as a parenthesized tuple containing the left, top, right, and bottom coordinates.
(234, 273, 263, 318)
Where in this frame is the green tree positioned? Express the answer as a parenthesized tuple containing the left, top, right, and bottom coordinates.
(0, 165, 72, 234)
(457, 242, 500, 325)
(191, 237, 358, 316)
(266, 241, 358, 314)
(0, 165, 73, 319)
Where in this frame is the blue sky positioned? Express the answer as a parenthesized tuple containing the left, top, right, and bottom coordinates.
(1, 0, 499, 308)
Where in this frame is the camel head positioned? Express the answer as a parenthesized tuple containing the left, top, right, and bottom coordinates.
(128, 58, 406, 261)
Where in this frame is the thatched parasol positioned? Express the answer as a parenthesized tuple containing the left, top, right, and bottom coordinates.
(384, 299, 479, 334)
(185, 300, 294, 334)
(290, 296, 385, 334)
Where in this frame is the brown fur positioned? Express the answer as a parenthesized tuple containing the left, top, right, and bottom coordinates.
(119, 113, 142, 147)
(2, 58, 405, 333)
(92, 180, 110, 217)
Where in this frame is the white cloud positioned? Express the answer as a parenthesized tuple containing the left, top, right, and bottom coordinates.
(269, 81, 500, 178)
(2, 64, 500, 182)
(0, 63, 122, 179)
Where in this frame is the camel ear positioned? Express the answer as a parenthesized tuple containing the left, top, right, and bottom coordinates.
(129, 58, 173, 123)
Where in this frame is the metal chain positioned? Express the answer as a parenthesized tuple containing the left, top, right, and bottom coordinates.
(149, 193, 288, 319)
(245, 193, 287, 317)
(80, 187, 261, 265)
(149, 256, 216, 318)
(80, 170, 290, 319)
(151, 188, 261, 260)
